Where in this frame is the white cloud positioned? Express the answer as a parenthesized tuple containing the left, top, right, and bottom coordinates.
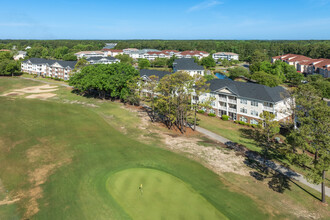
(187, 0, 223, 12)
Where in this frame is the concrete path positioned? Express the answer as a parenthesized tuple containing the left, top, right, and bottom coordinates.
(196, 126, 330, 196)
(20, 76, 73, 88)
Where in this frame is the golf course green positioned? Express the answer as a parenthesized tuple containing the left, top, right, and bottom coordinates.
(107, 168, 227, 220)
(0, 78, 271, 219)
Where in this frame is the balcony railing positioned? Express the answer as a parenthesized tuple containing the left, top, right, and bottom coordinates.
(228, 108, 237, 113)
(219, 97, 226, 102)
(219, 105, 227, 110)
(228, 99, 237, 104)
(264, 106, 274, 111)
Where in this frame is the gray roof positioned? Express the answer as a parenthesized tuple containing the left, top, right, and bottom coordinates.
(86, 57, 117, 61)
(23, 58, 77, 69)
(173, 58, 204, 71)
(208, 79, 289, 103)
(140, 69, 171, 80)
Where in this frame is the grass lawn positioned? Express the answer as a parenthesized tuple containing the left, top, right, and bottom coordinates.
(107, 168, 227, 220)
(197, 113, 261, 152)
(0, 77, 272, 219)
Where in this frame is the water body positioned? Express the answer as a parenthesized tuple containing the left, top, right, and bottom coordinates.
(215, 73, 232, 80)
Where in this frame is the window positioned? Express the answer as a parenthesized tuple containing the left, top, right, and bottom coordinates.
(240, 116, 248, 123)
(240, 99, 247, 104)
(240, 108, 247, 113)
(250, 119, 258, 125)
(209, 109, 215, 114)
(251, 110, 259, 117)
(251, 101, 258, 107)
(211, 102, 215, 107)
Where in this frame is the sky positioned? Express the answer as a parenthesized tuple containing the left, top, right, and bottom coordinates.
(0, 0, 330, 40)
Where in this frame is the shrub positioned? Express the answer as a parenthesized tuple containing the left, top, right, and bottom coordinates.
(208, 113, 216, 117)
(234, 120, 239, 124)
(251, 124, 257, 128)
(238, 121, 246, 125)
(222, 115, 230, 121)
(197, 110, 205, 114)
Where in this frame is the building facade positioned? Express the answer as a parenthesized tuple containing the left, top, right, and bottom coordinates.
(195, 79, 292, 123)
(173, 58, 205, 76)
(86, 57, 120, 64)
(212, 52, 239, 61)
(74, 51, 105, 59)
(21, 58, 77, 81)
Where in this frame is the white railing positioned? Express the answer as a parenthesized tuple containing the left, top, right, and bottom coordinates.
(264, 106, 274, 111)
(228, 108, 237, 113)
(219, 105, 227, 110)
(228, 99, 237, 104)
(219, 97, 226, 102)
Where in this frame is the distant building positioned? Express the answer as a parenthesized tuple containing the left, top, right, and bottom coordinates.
(140, 69, 171, 81)
(86, 56, 120, 64)
(272, 54, 330, 78)
(25, 46, 31, 50)
(173, 58, 205, 76)
(21, 58, 77, 81)
(74, 51, 105, 59)
(194, 79, 292, 123)
(213, 52, 239, 61)
(0, 49, 11, 52)
(103, 43, 117, 50)
(178, 50, 209, 59)
(14, 51, 27, 60)
(102, 49, 124, 57)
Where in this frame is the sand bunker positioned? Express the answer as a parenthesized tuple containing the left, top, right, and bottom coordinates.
(1, 84, 58, 99)
(26, 93, 58, 99)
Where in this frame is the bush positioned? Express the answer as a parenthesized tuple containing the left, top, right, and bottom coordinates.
(197, 110, 205, 114)
(251, 124, 257, 128)
(222, 115, 230, 121)
(208, 113, 216, 117)
(234, 120, 239, 124)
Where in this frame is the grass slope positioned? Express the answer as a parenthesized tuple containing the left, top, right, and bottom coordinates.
(0, 78, 270, 219)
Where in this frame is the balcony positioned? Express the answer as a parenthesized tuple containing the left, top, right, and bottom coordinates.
(264, 106, 274, 112)
(228, 108, 237, 113)
(219, 105, 227, 110)
(228, 99, 237, 104)
(219, 97, 226, 102)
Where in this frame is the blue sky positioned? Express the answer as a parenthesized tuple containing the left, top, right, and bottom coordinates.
(0, 0, 329, 39)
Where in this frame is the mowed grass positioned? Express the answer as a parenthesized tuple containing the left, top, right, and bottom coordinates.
(197, 114, 261, 152)
(107, 168, 227, 220)
(0, 78, 272, 219)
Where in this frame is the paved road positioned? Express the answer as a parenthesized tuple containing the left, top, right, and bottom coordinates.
(20, 77, 73, 88)
(196, 126, 330, 196)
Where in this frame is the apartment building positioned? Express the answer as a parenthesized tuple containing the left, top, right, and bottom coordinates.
(74, 51, 105, 59)
(86, 57, 120, 64)
(272, 54, 330, 78)
(173, 58, 205, 76)
(196, 79, 291, 123)
(140, 69, 171, 81)
(102, 49, 124, 57)
(212, 52, 239, 61)
(13, 51, 27, 60)
(21, 58, 77, 80)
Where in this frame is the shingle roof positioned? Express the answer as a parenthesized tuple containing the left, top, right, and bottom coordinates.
(208, 79, 289, 102)
(86, 57, 117, 61)
(173, 58, 204, 71)
(23, 58, 77, 69)
(140, 69, 171, 80)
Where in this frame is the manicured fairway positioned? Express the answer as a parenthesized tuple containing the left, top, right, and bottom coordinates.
(107, 168, 227, 220)
(0, 78, 272, 219)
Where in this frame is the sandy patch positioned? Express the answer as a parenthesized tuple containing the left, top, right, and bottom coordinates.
(13, 85, 58, 94)
(1, 84, 58, 100)
(125, 105, 250, 176)
(25, 93, 57, 99)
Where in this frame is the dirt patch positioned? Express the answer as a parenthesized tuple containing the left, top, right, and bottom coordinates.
(1, 84, 58, 100)
(124, 105, 250, 176)
(13, 85, 58, 94)
(25, 93, 57, 99)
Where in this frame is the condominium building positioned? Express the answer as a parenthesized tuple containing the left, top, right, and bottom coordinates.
(13, 51, 27, 60)
(74, 51, 105, 59)
(21, 58, 77, 81)
(272, 54, 330, 78)
(86, 57, 120, 64)
(212, 52, 239, 61)
(173, 58, 205, 76)
(196, 79, 291, 123)
(102, 49, 124, 57)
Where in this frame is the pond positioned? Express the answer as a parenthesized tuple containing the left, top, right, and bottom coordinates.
(215, 73, 232, 80)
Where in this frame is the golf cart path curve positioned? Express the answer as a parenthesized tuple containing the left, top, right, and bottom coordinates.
(196, 126, 330, 197)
